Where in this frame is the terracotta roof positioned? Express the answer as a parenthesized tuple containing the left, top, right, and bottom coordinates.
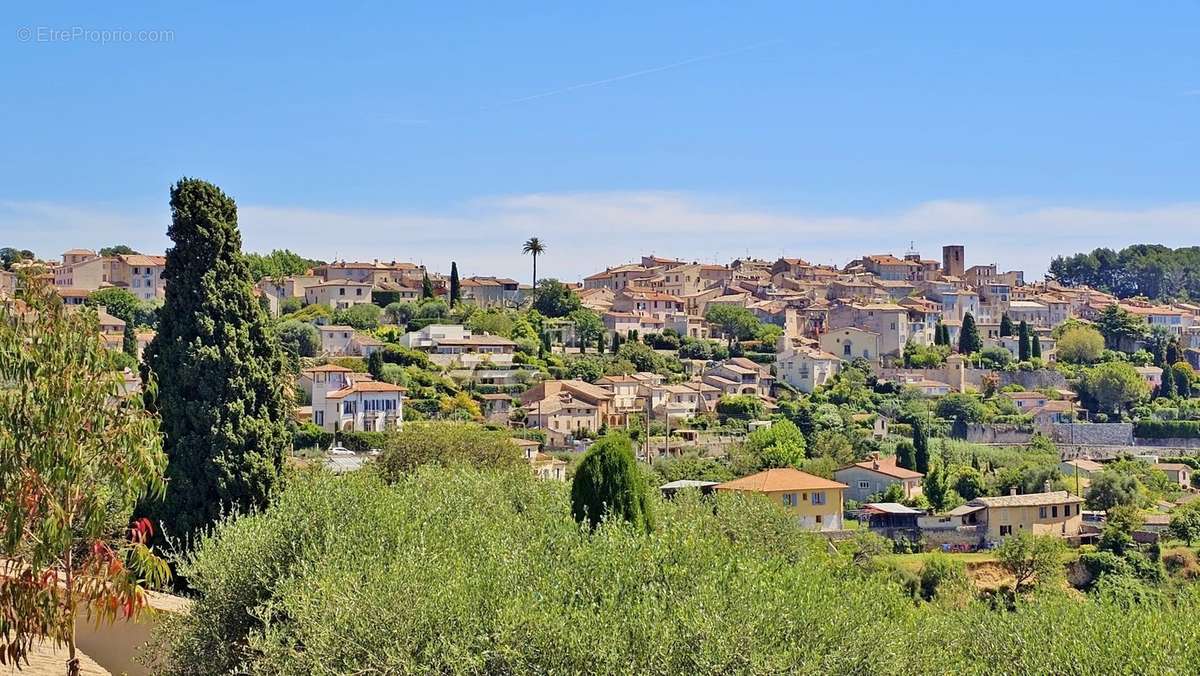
(972, 491, 1083, 508)
(303, 364, 353, 373)
(325, 381, 406, 398)
(840, 458, 923, 480)
(1063, 458, 1104, 472)
(118, 254, 166, 266)
(1154, 463, 1191, 472)
(318, 324, 355, 331)
(717, 468, 847, 493)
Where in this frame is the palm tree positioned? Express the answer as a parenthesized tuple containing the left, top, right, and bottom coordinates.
(522, 237, 545, 289)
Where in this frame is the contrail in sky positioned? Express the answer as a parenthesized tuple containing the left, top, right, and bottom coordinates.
(481, 39, 783, 111)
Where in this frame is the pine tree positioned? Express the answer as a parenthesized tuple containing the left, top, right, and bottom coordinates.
(958, 313, 982, 355)
(913, 419, 930, 475)
(943, 324, 952, 346)
(1000, 314, 1014, 337)
(1031, 334, 1042, 359)
(421, 272, 434, 300)
(895, 440, 917, 471)
(1018, 321, 1031, 362)
(570, 434, 653, 531)
(449, 261, 460, 306)
(142, 178, 292, 545)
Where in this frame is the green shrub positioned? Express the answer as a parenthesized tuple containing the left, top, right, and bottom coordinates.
(1134, 419, 1200, 439)
(154, 466, 1200, 675)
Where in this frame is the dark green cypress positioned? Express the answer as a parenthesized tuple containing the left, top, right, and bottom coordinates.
(421, 272, 435, 300)
(1031, 334, 1042, 359)
(368, 349, 385, 380)
(895, 440, 917, 471)
(449, 261, 460, 306)
(999, 313, 1014, 338)
(610, 331, 621, 355)
(142, 178, 291, 545)
(913, 419, 930, 475)
(958, 313, 982, 355)
(1018, 321, 1031, 362)
(1160, 366, 1177, 399)
(570, 434, 653, 531)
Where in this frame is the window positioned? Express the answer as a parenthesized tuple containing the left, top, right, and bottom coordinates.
(1052, 506, 1059, 518)
(858, 481, 870, 490)
(1000, 525, 1012, 536)
(339, 288, 346, 296)
(782, 493, 797, 507)
(1039, 506, 1046, 519)
(314, 410, 324, 426)
(815, 514, 823, 524)
(812, 492, 826, 506)
(843, 344, 851, 356)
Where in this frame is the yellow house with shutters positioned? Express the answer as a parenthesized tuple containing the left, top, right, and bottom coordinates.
(717, 468, 847, 531)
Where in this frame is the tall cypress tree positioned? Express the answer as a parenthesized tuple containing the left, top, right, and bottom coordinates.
(912, 419, 930, 475)
(1160, 366, 1176, 399)
(1031, 334, 1042, 359)
(895, 440, 917, 471)
(958, 313, 982, 355)
(933, 321, 945, 346)
(1018, 321, 1031, 362)
(610, 331, 621, 355)
(142, 178, 291, 544)
(999, 313, 1014, 338)
(421, 272, 434, 300)
(449, 261, 460, 306)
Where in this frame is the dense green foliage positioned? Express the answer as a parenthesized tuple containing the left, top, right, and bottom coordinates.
(374, 421, 523, 480)
(1049, 244, 1200, 300)
(0, 284, 169, 666)
(142, 178, 292, 545)
(570, 434, 653, 531)
(155, 466, 1200, 675)
(957, 312, 982, 354)
(243, 249, 320, 281)
(1134, 419, 1200, 439)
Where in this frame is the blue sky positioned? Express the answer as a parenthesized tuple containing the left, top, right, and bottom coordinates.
(2, 2, 1198, 281)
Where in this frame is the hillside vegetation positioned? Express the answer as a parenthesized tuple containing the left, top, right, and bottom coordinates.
(152, 466, 1200, 675)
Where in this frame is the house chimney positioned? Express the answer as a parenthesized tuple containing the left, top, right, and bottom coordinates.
(1009, 486, 1018, 496)
(1044, 480, 1052, 493)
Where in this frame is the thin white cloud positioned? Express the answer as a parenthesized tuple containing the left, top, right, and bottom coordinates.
(3, 193, 1199, 283)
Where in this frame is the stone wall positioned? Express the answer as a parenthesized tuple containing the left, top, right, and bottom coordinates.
(965, 423, 1035, 444)
(1046, 423, 1133, 446)
(998, 369, 1069, 391)
(1135, 437, 1200, 450)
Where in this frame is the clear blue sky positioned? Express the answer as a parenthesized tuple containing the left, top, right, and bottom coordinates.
(3, 2, 1198, 281)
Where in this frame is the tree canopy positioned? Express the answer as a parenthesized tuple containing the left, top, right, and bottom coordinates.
(142, 178, 293, 545)
(1049, 244, 1200, 301)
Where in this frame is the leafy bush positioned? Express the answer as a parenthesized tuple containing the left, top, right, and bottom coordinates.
(374, 422, 523, 480)
(155, 466, 1200, 675)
